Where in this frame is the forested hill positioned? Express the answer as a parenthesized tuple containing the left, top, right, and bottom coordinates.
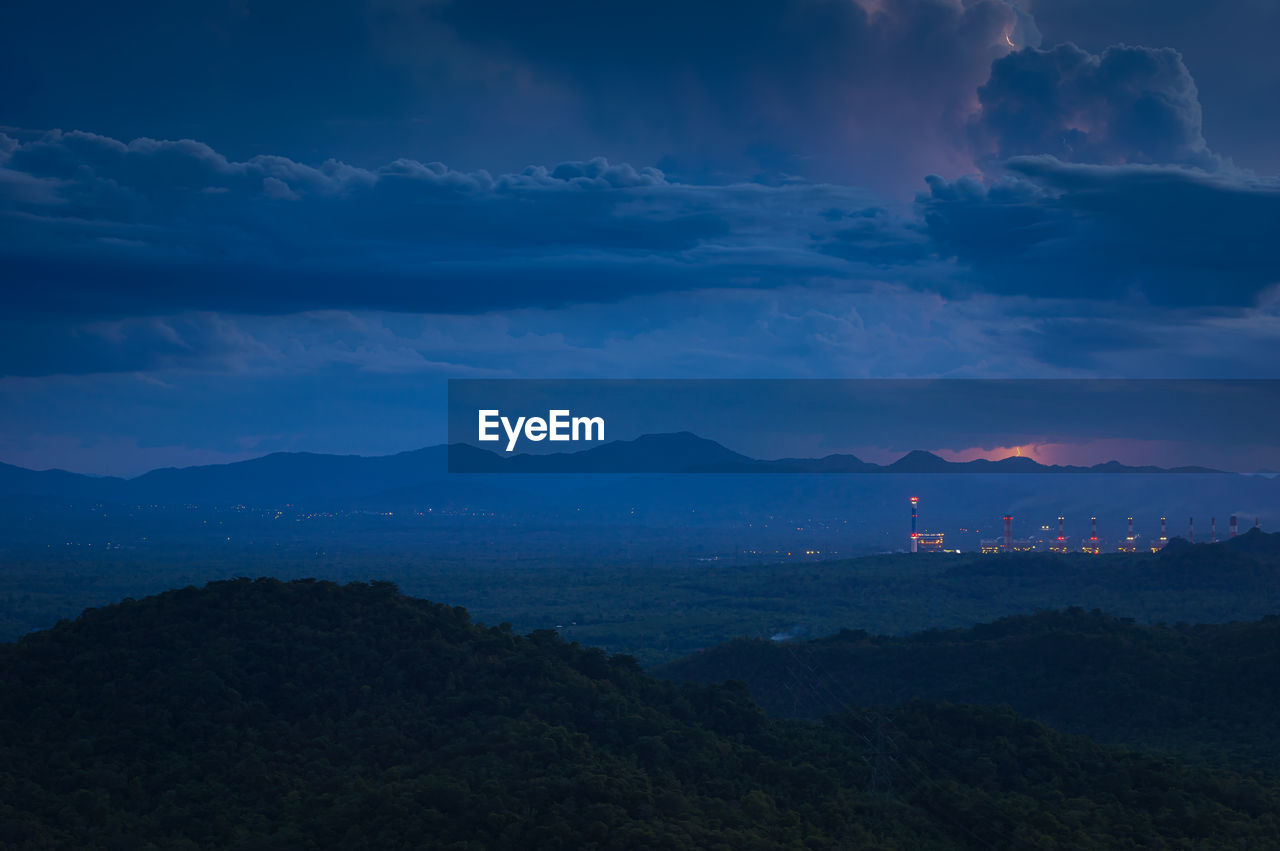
(657, 608, 1280, 767)
(3, 580, 1280, 849)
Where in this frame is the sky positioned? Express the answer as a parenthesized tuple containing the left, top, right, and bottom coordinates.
(2, 0, 1279, 476)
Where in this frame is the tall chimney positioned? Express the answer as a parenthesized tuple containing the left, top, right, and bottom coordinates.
(1003, 515, 1013, 552)
(1160, 516, 1167, 541)
(1127, 516, 1134, 541)
(910, 497, 919, 554)
(1057, 516, 1065, 542)
(1090, 516, 1098, 541)
(1211, 517, 1217, 543)
(1189, 516, 1194, 544)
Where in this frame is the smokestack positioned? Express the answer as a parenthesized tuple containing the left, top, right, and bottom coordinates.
(1090, 516, 1097, 541)
(910, 497, 919, 553)
(1211, 516, 1217, 543)
(1003, 515, 1013, 552)
(1160, 516, 1167, 541)
(1057, 516, 1065, 541)
(1189, 516, 1194, 544)
(1230, 515, 1238, 538)
(1127, 516, 1134, 541)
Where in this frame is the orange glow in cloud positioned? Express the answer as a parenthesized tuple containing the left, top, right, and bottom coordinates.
(837, 439, 1236, 469)
(932, 440, 1220, 468)
(936, 444, 1055, 463)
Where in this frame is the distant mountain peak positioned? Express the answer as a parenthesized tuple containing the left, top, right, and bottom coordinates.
(885, 449, 952, 472)
(899, 449, 946, 461)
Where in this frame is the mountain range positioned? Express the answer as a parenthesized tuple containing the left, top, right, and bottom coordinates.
(450, 433, 1230, 474)
(0, 432, 1237, 508)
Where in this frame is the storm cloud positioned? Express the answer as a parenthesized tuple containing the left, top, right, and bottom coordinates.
(2, 0, 1041, 192)
(972, 42, 1215, 168)
(919, 157, 1280, 306)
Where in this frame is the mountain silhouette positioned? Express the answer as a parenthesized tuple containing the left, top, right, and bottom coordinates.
(5, 579, 1280, 848)
(0, 432, 1240, 508)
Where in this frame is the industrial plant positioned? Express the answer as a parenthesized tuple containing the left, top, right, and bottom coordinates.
(908, 497, 1259, 555)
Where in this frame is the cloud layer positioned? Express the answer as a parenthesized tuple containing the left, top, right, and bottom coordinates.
(920, 157, 1280, 306)
(1, 0, 1042, 192)
(4, 113, 1278, 335)
(1, 130, 885, 317)
(4, 0, 1280, 472)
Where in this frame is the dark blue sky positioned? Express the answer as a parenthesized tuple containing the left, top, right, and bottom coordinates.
(2, 0, 1278, 475)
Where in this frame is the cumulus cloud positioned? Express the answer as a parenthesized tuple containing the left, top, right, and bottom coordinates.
(972, 42, 1216, 168)
(896, 34, 1280, 308)
(1022, 0, 1280, 175)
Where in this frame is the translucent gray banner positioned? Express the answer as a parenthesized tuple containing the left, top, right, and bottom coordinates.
(447, 379, 1280, 474)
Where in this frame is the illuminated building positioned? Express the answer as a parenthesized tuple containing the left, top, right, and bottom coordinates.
(980, 535, 1034, 553)
(915, 531, 944, 552)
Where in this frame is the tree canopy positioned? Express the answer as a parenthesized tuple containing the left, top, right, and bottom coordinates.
(2, 579, 1278, 849)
